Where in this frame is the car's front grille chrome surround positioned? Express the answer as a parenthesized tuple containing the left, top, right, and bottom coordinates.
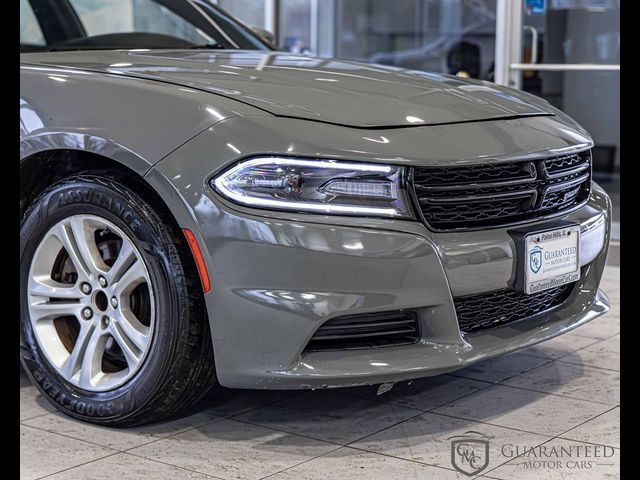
(411, 150, 592, 230)
(454, 283, 575, 334)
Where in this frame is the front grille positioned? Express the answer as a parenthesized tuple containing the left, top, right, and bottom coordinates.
(304, 311, 420, 352)
(454, 283, 575, 333)
(412, 150, 591, 230)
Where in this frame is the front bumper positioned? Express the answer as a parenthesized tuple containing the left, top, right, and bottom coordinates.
(186, 185, 610, 389)
(273, 290, 610, 389)
(147, 116, 611, 389)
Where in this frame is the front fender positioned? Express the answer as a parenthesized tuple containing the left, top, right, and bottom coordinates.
(19, 62, 270, 171)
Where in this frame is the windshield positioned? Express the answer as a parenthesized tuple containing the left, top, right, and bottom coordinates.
(20, 0, 273, 52)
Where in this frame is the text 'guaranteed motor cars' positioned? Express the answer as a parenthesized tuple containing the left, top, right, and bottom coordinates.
(20, 0, 611, 426)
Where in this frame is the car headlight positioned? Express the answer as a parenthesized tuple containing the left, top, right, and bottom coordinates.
(211, 157, 415, 218)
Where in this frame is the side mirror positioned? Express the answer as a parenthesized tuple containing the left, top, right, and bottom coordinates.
(252, 27, 276, 46)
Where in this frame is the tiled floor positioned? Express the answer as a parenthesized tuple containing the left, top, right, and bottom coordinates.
(20, 266, 620, 480)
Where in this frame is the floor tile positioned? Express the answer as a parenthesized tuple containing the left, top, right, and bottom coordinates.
(198, 388, 299, 418)
(46, 453, 216, 479)
(433, 385, 611, 437)
(502, 361, 619, 406)
(269, 447, 464, 480)
(570, 266, 619, 341)
(236, 390, 421, 445)
(342, 374, 490, 411)
(521, 332, 600, 360)
(569, 313, 619, 340)
(560, 407, 620, 448)
(559, 335, 620, 371)
(23, 409, 223, 451)
(606, 301, 620, 319)
(451, 352, 549, 383)
(600, 265, 619, 282)
(602, 294, 620, 318)
(353, 411, 549, 474)
(20, 383, 56, 421)
(488, 438, 619, 480)
(600, 267, 620, 292)
(20, 424, 116, 480)
(20, 368, 56, 421)
(601, 286, 620, 307)
(129, 418, 337, 480)
(601, 278, 620, 293)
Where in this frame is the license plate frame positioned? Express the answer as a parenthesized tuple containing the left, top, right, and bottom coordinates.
(510, 221, 581, 295)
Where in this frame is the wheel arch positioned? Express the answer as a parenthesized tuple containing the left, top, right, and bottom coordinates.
(20, 125, 219, 335)
(19, 145, 212, 295)
(20, 147, 149, 217)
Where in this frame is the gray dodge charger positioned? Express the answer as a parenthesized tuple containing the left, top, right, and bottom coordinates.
(20, 0, 611, 426)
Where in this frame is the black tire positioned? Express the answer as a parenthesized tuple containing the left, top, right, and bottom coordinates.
(20, 173, 217, 426)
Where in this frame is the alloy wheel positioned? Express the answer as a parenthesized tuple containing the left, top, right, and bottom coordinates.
(27, 214, 155, 392)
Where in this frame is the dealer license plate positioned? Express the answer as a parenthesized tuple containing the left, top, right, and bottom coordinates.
(524, 225, 580, 295)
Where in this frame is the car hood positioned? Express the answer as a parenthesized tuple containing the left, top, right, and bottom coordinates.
(22, 50, 554, 128)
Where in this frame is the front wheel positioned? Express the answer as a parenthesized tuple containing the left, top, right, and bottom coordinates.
(20, 174, 216, 426)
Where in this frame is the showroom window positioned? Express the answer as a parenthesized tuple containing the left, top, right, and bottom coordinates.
(20, 0, 45, 46)
(335, 0, 497, 79)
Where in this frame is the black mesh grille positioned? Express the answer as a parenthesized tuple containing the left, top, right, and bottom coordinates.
(541, 187, 581, 209)
(544, 153, 585, 175)
(454, 284, 575, 333)
(412, 150, 591, 230)
(304, 311, 420, 352)
(414, 161, 530, 184)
